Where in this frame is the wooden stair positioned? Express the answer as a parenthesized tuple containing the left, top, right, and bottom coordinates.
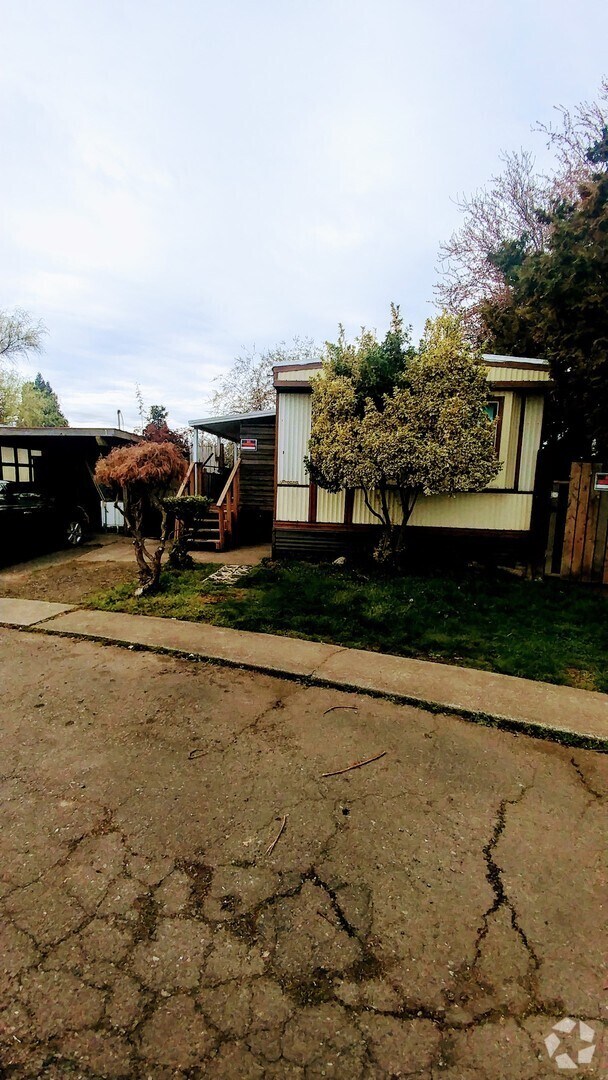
(188, 507, 222, 551)
(175, 458, 241, 553)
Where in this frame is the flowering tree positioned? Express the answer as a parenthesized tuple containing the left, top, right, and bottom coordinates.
(436, 78, 608, 337)
(306, 311, 500, 561)
(210, 337, 321, 414)
(95, 442, 187, 594)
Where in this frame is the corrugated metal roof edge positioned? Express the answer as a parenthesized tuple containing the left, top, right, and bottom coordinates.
(273, 354, 549, 372)
(483, 353, 549, 366)
(0, 427, 139, 439)
(189, 409, 275, 428)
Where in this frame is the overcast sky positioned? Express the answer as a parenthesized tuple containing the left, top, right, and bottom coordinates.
(1, 0, 607, 430)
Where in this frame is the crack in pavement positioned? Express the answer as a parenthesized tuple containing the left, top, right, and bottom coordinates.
(476, 783, 540, 972)
(571, 755, 605, 802)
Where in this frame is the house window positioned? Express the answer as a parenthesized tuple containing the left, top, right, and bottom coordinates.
(0, 446, 40, 484)
(484, 400, 502, 451)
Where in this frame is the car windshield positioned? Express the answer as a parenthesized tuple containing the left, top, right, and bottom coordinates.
(0, 481, 45, 499)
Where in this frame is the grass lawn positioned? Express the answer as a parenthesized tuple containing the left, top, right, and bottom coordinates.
(87, 560, 608, 692)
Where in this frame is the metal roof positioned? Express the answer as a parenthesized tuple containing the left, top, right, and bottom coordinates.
(0, 426, 139, 440)
(482, 353, 549, 366)
(189, 409, 275, 441)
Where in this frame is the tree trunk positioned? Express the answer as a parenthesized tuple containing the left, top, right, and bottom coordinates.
(395, 487, 420, 557)
(134, 507, 171, 596)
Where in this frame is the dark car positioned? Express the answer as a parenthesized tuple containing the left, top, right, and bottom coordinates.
(0, 481, 90, 563)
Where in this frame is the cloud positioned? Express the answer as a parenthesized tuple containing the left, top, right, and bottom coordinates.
(1, 0, 607, 428)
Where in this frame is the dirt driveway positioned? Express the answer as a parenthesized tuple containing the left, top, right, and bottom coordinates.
(0, 536, 271, 606)
(1, 628, 606, 1078)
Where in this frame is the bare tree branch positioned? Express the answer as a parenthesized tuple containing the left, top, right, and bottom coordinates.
(0, 309, 46, 362)
(210, 337, 321, 415)
(435, 78, 608, 338)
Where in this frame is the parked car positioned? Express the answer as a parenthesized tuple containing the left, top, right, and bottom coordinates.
(0, 481, 90, 562)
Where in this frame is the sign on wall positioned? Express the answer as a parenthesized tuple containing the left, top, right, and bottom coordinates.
(594, 472, 608, 492)
(240, 438, 257, 451)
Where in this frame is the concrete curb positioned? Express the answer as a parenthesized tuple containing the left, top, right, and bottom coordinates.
(20, 621, 608, 754)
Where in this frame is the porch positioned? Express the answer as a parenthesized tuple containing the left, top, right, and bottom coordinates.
(184, 409, 276, 551)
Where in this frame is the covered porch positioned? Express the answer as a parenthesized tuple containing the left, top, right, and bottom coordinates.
(184, 409, 276, 550)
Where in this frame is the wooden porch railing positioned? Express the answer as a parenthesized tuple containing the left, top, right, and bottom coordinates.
(176, 460, 229, 499)
(177, 461, 195, 497)
(213, 458, 241, 550)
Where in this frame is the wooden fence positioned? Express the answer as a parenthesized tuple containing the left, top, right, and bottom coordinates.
(557, 462, 608, 584)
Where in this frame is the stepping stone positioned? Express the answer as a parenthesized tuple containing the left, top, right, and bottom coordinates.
(206, 565, 252, 586)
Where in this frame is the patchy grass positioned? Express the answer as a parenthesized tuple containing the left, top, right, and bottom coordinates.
(87, 561, 608, 692)
(87, 566, 219, 620)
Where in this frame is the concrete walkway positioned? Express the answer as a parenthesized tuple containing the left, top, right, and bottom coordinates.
(1, 597, 606, 751)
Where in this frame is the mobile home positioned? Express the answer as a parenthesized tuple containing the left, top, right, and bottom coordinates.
(272, 354, 552, 559)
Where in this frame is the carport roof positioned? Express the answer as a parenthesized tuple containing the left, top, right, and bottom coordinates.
(0, 426, 139, 441)
(189, 409, 275, 442)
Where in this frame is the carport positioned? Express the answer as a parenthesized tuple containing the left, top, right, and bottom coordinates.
(0, 427, 139, 529)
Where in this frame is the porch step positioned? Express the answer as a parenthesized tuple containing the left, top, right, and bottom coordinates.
(189, 514, 221, 552)
(194, 527, 221, 538)
(189, 538, 221, 551)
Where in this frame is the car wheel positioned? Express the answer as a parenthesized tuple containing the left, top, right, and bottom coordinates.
(65, 518, 85, 546)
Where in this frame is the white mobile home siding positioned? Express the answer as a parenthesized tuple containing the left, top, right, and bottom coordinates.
(277, 393, 311, 486)
(274, 358, 549, 537)
(351, 489, 533, 530)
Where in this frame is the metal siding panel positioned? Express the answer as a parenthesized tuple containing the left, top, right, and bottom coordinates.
(317, 488, 345, 523)
(354, 488, 532, 530)
(505, 393, 521, 489)
(353, 489, 381, 525)
(276, 485, 309, 522)
(410, 492, 533, 530)
(518, 396, 544, 491)
(486, 365, 551, 383)
(277, 393, 312, 485)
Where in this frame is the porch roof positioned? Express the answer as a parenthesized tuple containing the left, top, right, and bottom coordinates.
(189, 409, 275, 442)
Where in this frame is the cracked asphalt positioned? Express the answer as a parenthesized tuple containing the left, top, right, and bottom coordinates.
(1, 628, 606, 1078)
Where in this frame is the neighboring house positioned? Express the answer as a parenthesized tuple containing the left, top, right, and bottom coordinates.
(190, 354, 552, 561)
(0, 427, 139, 529)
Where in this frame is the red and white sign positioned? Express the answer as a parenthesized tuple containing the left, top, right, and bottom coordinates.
(594, 472, 608, 492)
(240, 438, 257, 451)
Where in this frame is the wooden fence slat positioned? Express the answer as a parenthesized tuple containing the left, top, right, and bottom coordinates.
(570, 463, 592, 579)
(582, 485, 601, 582)
(560, 462, 582, 579)
(544, 495, 558, 577)
(593, 472, 608, 581)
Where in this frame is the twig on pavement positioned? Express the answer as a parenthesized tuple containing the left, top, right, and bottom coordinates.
(321, 751, 387, 778)
(265, 814, 288, 856)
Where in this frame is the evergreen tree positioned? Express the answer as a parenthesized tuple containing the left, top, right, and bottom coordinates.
(17, 372, 68, 427)
(482, 135, 608, 456)
(142, 404, 190, 458)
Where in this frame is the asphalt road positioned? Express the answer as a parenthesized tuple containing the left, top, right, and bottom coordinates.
(1, 628, 606, 1078)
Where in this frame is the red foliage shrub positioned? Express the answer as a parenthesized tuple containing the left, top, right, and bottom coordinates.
(141, 421, 190, 458)
(95, 441, 187, 492)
